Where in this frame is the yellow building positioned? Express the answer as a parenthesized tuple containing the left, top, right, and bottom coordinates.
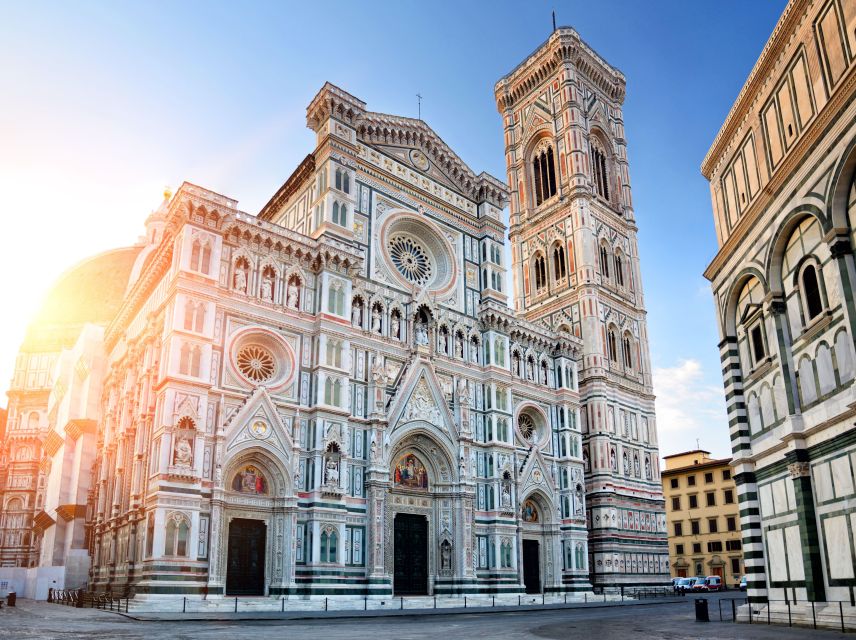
(662, 450, 743, 586)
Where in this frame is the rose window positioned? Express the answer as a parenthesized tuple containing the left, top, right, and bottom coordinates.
(236, 344, 276, 383)
(387, 234, 434, 286)
(518, 414, 536, 442)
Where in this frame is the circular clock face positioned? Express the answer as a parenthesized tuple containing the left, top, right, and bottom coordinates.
(409, 149, 430, 171)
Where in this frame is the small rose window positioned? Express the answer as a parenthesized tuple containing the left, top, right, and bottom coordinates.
(236, 344, 276, 383)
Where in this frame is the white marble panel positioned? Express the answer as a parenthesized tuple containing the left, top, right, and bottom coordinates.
(784, 525, 805, 581)
(824, 515, 854, 579)
(832, 456, 854, 498)
(760, 483, 774, 517)
(813, 462, 834, 503)
(772, 479, 789, 514)
(767, 528, 788, 581)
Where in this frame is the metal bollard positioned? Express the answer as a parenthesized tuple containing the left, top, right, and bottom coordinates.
(282, 597, 285, 612)
(183, 597, 186, 613)
(434, 595, 436, 609)
(731, 599, 736, 622)
(841, 601, 845, 633)
(812, 601, 816, 629)
(325, 597, 328, 611)
(787, 599, 791, 626)
(464, 596, 467, 608)
(400, 597, 403, 610)
(235, 596, 238, 612)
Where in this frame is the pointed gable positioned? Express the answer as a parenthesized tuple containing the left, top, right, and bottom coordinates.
(387, 359, 457, 438)
(223, 387, 293, 461)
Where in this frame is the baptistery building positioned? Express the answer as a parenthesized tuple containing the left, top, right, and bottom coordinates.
(0, 28, 669, 600)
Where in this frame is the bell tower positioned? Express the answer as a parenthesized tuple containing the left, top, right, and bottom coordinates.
(495, 28, 669, 587)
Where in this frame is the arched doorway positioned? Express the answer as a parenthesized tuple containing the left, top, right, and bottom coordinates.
(214, 448, 295, 598)
(519, 490, 556, 594)
(520, 497, 543, 593)
(385, 428, 458, 596)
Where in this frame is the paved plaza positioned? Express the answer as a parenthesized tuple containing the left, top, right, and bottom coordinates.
(0, 595, 850, 640)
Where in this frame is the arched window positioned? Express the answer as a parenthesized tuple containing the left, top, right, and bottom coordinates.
(179, 343, 191, 375)
(623, 334, 633, 369)
(614, 251, 625, 287)
(599, 244, 610, 279)
(326, 340, 343, 368)
(533, 254, 547, 292)
(190, 238, 211, 274)
(552, 243, 567, 281)
(800, 263, 823, 321)
(320, 527, 338, 563)
(343, 172, 350, 194)
(332, 201, 340, 225)
(324, 378, 334, 405)
(339, 205, 347, 228)
(190, 346, 202, 378)
(335, 168, 342, 191)
(607, 328, 618, 362)
(327, 280, 345, 316)
(164, 515, 190, 557)
(494, 338, 505, 367)
(194, 303, 205, 332)
(590, 141, 610, 200)
(532, 144, 557, 206)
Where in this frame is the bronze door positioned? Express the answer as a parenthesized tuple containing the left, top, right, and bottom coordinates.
(393, 513, 428, 595)
(226, 518, 266, 596)
(522, 539, 541, 593)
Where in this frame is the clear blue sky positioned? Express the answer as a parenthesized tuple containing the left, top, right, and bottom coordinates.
(0, 0, 785, 458)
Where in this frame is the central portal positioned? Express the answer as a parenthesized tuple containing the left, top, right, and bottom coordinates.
(226, 518, 266, 596)
(393, 512, 428, 595)
(522, 539, 541, 593)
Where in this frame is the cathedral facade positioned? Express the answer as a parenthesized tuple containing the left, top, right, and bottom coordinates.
(1, 29, 669, 599)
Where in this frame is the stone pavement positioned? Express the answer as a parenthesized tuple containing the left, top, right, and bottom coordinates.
(0, 595, 849, 639)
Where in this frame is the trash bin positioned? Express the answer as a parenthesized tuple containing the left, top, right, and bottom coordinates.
(694, 598, 708, 622)
(7, 592, 16, 607)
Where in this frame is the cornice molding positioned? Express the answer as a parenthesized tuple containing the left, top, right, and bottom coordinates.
(700, 0, 807, 177)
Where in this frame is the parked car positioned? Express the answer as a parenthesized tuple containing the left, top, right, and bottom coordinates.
(739, 576, 747, 591)
(704, 576, 722, 592)
(675, 578, 694, 593)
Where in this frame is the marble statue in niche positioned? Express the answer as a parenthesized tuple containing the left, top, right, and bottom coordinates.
(173, 436, 193, 467)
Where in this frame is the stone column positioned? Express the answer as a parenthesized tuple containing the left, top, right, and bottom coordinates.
(366, 481, 388, 579)
(734, 466, 767, 604)
(829, 235, 856, 359)
(786, 450, 826, 602)
(207, 499, 225, 594)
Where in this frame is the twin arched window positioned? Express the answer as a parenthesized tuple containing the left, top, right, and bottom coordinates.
(622, 334, 633, 369)
(320, 527, 338, 563)
(164, 516, 190, 557)
(327, 280, 345, 316)
(607, 328, 618, 363)
(335, 168, 350, 194)
(179, 343, 202, 377)
(553, 243, 567, 281)
(533, 254, 547, 292)
(532, 145, 557, 206)
(599, 244, 610, 279)
(183, 300, 205, 333)
(190, 238, 212, 274)
(591, 141, 610, 200)
(324, 378, 343, 406)
(332, 201, 348, 227)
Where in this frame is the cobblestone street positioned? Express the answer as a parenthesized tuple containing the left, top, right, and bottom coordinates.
(0, 595, 849, 640)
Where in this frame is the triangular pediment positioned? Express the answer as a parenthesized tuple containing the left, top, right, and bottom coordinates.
(388, 358, 457, 438)
(224, 387, 293, 461)
(374, 143, 464, 194)
(519, 447, 557, 493)
(356, 111, 506, 207)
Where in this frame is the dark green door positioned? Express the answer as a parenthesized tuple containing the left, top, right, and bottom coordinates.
(393, 513, 428, 595)
(226, 518, 266, 596)
(523, 539, 541, 593)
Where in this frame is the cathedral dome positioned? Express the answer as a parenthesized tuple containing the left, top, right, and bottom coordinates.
(23, 246, 142, 351)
